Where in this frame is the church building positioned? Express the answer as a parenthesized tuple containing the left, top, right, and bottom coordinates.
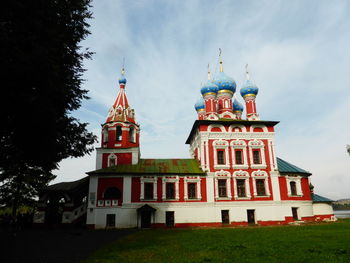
(84, 56, 334, 229)
(35, 56, 335, 228)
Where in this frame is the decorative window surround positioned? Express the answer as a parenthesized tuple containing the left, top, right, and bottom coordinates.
(112, 200, 118, 206)
(97, 200, 104, 207)
(105, 200, 111, 206)
(184, 177, 202, 200)
(213, 140, 230, 169)
(233, 170, 251, 200)
(286, 176, 303, 197)
(251, 170, 271, 197)
(162, 176, 179, 200)
(108, 154, 117, 167)
(214, 170, 232, 200)
(230, 140, 249, 169)
(140, 176, 157, 200)
(248, 140, 267, 169)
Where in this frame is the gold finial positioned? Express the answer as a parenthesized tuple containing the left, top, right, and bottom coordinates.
(245, 64, 250, 80)
(121, 57, 125, 75)
(207, 63, 211, 80)
(219, 48, 223, 72)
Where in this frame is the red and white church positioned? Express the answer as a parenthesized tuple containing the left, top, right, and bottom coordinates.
(35, 58, 335, 228)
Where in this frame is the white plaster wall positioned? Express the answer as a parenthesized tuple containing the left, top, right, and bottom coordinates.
(92, 200, 315, 228)
(313, 203, 334, 215)
(86, 176, 98, 225)
(93, 207, 137, 229)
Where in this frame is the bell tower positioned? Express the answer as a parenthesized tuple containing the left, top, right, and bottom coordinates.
(96, 68, 140, 169)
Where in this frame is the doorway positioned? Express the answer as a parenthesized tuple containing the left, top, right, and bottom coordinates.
(292, 207, 299, 220)
(106, 214, 116, 227)
(141, 211, 151, 228)
(221, 210, 230, 224)
(166, 211, 175, 227)
(247, 210, 256, 225)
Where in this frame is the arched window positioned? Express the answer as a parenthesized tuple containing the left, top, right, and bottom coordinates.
(116, 126, 122, 141)
(290, 181, 297, 196)
(104, 187, 121, 199)
(129, 126, 136, 143)
(103, 127, 108, 143)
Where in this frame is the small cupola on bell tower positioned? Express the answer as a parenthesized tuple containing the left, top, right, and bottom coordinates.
(96, 66, 141, 169)
(240, 64, 259, 120)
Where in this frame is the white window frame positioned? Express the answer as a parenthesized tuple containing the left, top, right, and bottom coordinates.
(251, 170, 271, 197)
(162, 176, 179, 200)
(214, 170, 231, 200)
(231, 140, 249, 169)
(233, 170, 251, 200)
(248, 140, 267, 169)
(184, 176, 202, 200)
(140, 176, 157, 200)
(286, 176, 303, 197)
(213, 140, 230, 169)
(97, 200, 104, 207)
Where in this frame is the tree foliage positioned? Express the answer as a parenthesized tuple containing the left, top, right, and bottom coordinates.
(0, 0, 96, 214)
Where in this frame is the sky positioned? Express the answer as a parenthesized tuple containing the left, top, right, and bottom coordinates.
(53, 0, 350, 200)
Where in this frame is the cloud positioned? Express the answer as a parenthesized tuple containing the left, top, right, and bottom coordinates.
(53, 0, 350, 199)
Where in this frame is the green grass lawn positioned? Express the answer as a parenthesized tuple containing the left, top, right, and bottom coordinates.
(84, 219, 350, 263)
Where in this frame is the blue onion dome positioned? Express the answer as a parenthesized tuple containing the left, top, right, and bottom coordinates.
(194, 97, 205, 112)
(232, 98, 244, 112)
(200, 80, 218, 97)
(240, 79, 258, 98)
(118, 76, 127, 84)
(213, 72, 236, 95)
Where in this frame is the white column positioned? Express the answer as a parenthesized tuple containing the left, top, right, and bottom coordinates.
(206, 176, 215, 202)
(197, 179, 202, 199)
(227, 177, 232, 198)
(205, 140, 210, 171)
(140, 178, 144, 200)
(184, 178, 188, 199)
(175, 176, 179, 200)
(153, 179, 157, 199)
(123, 176, 132, 204)
(270, 171, 281, 201)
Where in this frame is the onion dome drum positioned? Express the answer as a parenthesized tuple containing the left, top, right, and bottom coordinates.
(118, 76, 127, 84)
(240, 80, 258, 98)
(232, 98, 244, 112)
(213, 72, 236, 96)
(200, 81, 218, 98)
(194, 98, 205, 112)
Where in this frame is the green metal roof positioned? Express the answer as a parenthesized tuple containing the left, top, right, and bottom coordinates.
(312, 194, 333, 203)
(277, 157, 311, 176)
(87, 159, 205, 176)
